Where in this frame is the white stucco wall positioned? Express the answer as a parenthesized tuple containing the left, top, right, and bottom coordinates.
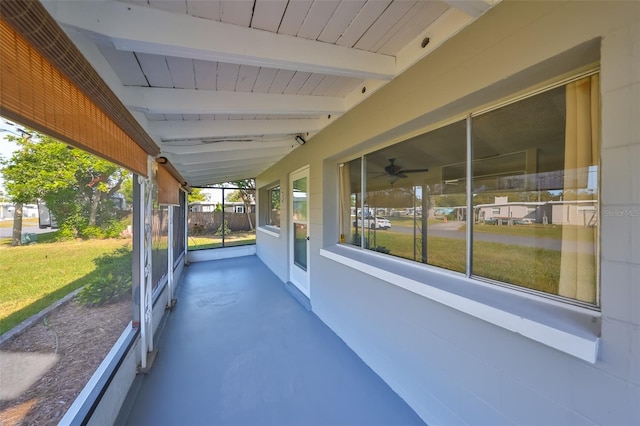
(257, 2, 639, 424)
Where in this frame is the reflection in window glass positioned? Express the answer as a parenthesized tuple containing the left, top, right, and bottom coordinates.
(339, 158, 361, 245)
(292, 177, 307, 222)
(340, 122, 467, 273)
(152, 205, 168, 290)
(364, 121, 467, 272)
(338, 73, 600, 305)
(472, 76, 599, 303)
(267, 186, 281, 227)
(294, 223, 308, 270)
(172, 192, 186, 265)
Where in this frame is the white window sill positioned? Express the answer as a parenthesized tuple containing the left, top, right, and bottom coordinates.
(320, 244, 600, 364)
(257, 226, 280, 238)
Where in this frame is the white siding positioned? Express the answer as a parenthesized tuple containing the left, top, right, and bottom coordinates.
(257, 2, 640, 424)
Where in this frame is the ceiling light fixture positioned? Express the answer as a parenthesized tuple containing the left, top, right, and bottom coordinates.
(387, 175, 400, 185)
(295, 135, 306, 145)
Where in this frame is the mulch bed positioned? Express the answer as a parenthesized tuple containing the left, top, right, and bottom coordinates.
(0, 297, 131, 426)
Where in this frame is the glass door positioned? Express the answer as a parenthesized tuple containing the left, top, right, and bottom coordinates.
(289, 167, 309, 297)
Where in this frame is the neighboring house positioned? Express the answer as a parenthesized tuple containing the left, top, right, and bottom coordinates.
(476, 197, 598, 226)
(224, 201, 255, 214)
(0, 203, 38, 219)
(189, 201, 218, 213)
(190, 201, 255, 214)
(550, 200, 599, 226)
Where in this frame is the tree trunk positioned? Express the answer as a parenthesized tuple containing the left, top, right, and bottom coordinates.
(89, 189, 101, 226)
(245, 207, 253, 230)
(243, 200, 253, 230)
(11, 202, 23, 246)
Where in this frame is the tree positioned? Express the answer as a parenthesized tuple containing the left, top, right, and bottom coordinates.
(226, 179, 256, 230)
(1, 131, 72, 245)
(121, 175, 134, 208)
(1, 130, 128, 243)
(188, 187, 208, 204)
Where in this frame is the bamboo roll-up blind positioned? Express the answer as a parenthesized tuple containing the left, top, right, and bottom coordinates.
(157, 164, 181, 206)
(0, 0, 161, 177)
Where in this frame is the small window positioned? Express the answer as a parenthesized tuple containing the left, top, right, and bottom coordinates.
(259, 183, 281, 229)
(267, 186, 281, 227)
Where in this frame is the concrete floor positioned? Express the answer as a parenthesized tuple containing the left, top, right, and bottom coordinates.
(123, 255, 424, 426)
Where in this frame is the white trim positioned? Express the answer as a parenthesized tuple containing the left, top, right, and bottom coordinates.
(187, 245, 256, 263)
(320, 245, 600, 364)
(50, 0, 395, 80)
(289, 166, 310, 298)
(124, 87, 345, 116)
(472, 68, 600, 117)
(257, 226, 280, 238)
(59, 323, 135, 425)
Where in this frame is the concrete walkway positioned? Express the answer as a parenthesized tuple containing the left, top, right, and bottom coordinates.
(123, 255, 424, 426)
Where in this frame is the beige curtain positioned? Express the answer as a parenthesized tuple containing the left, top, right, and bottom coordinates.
(339, 163, 352, 243)
(558, 75, 600, 303)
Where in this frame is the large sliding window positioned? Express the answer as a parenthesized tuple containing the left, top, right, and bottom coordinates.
(339, 73, 600, 306)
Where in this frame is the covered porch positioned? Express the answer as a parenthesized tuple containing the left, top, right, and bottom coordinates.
(119, 255, 423, 426)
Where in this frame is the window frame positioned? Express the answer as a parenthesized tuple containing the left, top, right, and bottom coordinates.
(337, 69, 601, 311)
(258, 182, 281, 237)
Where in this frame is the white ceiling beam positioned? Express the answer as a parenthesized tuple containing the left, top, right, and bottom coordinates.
(180, 157, 279, 174)
(48, 0, 396, 80)
(183, 162, 280, 181)
(186, 167, 264, 178)
(441, 0, 496, 18)
(169, 147, 293, 166)
(124, 87, 345, 115)
(190, 171, 265, 186)
(151, 118, 330, 140)
(160, 139, 297, 155)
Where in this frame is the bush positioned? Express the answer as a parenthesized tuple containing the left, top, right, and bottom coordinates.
(77, 245, 132, 306)
(103, 219, 127, 238)
(77, 273, 131, 307)
(191, 223, 205, 235)
(79, 225, 105, 239)
(216, 219, 231, 236)
(56, 224, 77, 241)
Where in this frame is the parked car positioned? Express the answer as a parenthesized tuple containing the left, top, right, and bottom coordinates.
(514, 218, 535, 225)
(353, 216, 391, 229)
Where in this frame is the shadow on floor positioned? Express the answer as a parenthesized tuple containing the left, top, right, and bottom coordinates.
(123, 255, 425, 426)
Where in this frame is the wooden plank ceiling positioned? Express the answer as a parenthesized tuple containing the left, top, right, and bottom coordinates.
(43, 0, 497, 186)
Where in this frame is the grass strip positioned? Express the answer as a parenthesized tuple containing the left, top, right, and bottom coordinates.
(0, 238, 130, 334)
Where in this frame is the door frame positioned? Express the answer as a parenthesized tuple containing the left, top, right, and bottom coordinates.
(289, 165, 310, 298)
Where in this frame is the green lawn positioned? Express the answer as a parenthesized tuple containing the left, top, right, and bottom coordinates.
(0, 237, 131, 334)
(388, 217, 443, 228)
(0, 217, 39, 228)
(463, 223, 595, 242)
(354, 229, 595, 298)
(188, 231, 256, 250)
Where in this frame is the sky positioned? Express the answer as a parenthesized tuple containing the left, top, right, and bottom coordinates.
(0, 120, 22, 194)
(0, 121, 20, 161)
